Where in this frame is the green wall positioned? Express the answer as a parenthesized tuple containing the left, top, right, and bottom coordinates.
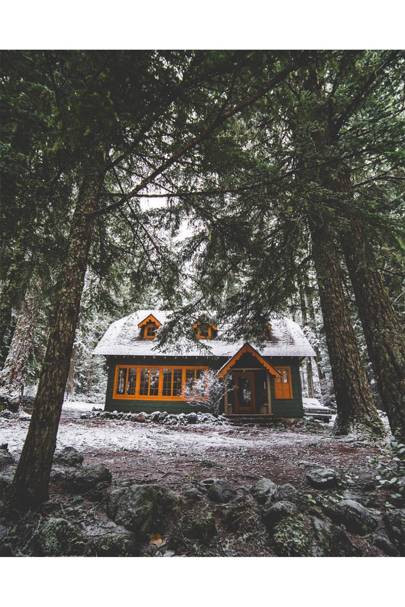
(104, 354, 304, 417)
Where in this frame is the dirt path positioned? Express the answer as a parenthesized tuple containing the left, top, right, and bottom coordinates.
(0, 402, 381, 490)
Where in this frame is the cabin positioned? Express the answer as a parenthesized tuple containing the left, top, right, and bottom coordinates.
(94, 309, 315, 419)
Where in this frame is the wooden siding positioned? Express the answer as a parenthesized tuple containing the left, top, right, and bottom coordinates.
(104, 355, 304, 417)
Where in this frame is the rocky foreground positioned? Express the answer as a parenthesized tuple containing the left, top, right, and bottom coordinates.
(0, 443, 404, 557)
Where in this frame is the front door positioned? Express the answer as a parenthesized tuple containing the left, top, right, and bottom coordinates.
(232, 371, 256, 413)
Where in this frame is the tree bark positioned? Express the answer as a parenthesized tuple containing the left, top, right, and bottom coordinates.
(0, 248, 31, 366)
(309, 219, 384, 437)
(299, 282, 315, 398)
(0, 277, 38, 396)
(341, 219, 405, 442)
(12, 158, 105, 508)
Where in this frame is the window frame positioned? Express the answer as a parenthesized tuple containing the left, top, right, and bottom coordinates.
(193, 321, 217, 340)
(113, 364, 209, 400)
(274, 366, 293, 400)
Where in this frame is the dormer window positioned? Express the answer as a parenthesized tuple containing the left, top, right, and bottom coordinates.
(137, 314, 161, 340)
(193, 320, 217, 340)
(144, 323, 157, 339)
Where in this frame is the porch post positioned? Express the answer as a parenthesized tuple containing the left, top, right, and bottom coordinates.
(266, 373, 272, 415)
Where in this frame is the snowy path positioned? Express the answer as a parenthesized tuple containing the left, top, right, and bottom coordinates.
(1, 400, 328, 457)
(0, 401, 377, 488)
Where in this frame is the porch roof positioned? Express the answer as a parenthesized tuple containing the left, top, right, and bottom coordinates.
(217, 343, 280, 379)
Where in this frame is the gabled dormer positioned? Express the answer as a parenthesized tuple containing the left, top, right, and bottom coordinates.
(193, 319, 218, 340)
(138, 314, 161, 340)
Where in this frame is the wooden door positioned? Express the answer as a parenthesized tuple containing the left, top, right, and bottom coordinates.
(232, 371, 256, 413)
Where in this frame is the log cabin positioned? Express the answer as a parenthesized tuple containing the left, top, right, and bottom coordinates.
(94, 309, 315, 419)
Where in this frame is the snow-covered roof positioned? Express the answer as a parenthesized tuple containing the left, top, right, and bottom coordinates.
(94, 309, 315, 359)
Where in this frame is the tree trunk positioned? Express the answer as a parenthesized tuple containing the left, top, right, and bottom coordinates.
(0, 278, 38, 397)
(12, 158, 105, 508)
(341, 219, 405, 442)
(304, 281, 328, 401)
(299, 282, 315, 398)
(65, 347, 76, 400)
(0, 248, 31, 366)
(309, 219, 384, 437)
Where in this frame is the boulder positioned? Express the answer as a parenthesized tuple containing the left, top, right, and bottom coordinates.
(372, 533, 399, 556)
(57, 464, 112, 495)
(277, 483, 298, 501)
(207, 480, 236, 504)
(383, 509, 405, 555)
(36, 517, 84, 556)
(251, 478, 278, 504)
(271, 514, 313, 556)
(0, 444, 14, 469)
(0, 523, 13, 556)
(262, 500, 298, 529)
(183, 510, 217, 543)
(87, 525, 138, 556)
(328, 499, 378, 535)
(185, 412, 198, 424)
(53, 446, 84, 468)
(107, 483, 181, 539)
(306, 466, 338, 489)
(0, 409, 13, 419)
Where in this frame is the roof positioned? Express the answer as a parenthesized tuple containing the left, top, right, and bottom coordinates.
(217, 344, 280, 378)
(93, 309, 316, 359)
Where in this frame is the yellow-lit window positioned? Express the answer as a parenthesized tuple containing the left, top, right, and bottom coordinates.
(143, 322, 158, 340)
(274, 366, 293, 399)
(193, 322, 217, 340)
(113, 365, 208, 400)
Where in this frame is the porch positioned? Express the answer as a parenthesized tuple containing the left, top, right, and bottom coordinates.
(218, 344, 280, 417)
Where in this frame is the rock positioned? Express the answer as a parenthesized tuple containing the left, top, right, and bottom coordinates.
(356, 471, 377, 492)
(251, 478, 278, 504)
(53, 446, 84, 468)
(383, 509, 405, 555)
(0, 444, 14, 468)
(158, 411, 168, 422)
(311, 516, 362, 556)
(0, 523, 13, 556)
(107, 483, 181, 539)
(58, 464, 112, 495)
(373, 533, 399, 556)
(262, 500, 298, 529)
(185, 412, 198, 424)
(306, 466, 338, 489)
(328, 499, 378, 535)
(135, 413, 146, 423)
(207, 479, 236, 504)
(184, 510, 217, 543)
(87, 525, 138, 556)
(271, 514, 313, 556)
(277, 483, 298, 501)
(36, 517, 84, 556)
(149, 411, 161, 422)
(0, 409, 13, 419)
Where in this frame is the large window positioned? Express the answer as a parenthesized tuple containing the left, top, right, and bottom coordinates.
(274, 366, 293, 399)
(113, 365, 209, 400)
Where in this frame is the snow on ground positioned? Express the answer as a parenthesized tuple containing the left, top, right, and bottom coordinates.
(0, 400, 329, 458)
(0, 401, 380, 488)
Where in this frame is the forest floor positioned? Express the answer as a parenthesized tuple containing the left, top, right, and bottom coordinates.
(1, 401, 403, 557)
(1, 401, 382, 492)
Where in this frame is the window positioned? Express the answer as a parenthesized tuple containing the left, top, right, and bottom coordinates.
(113, 365, 208, 400)
(137, 314, 161, 340)
(193, 321, 217, 340)
(144, 323, 157, 339)
(274, 366, 293, 399)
